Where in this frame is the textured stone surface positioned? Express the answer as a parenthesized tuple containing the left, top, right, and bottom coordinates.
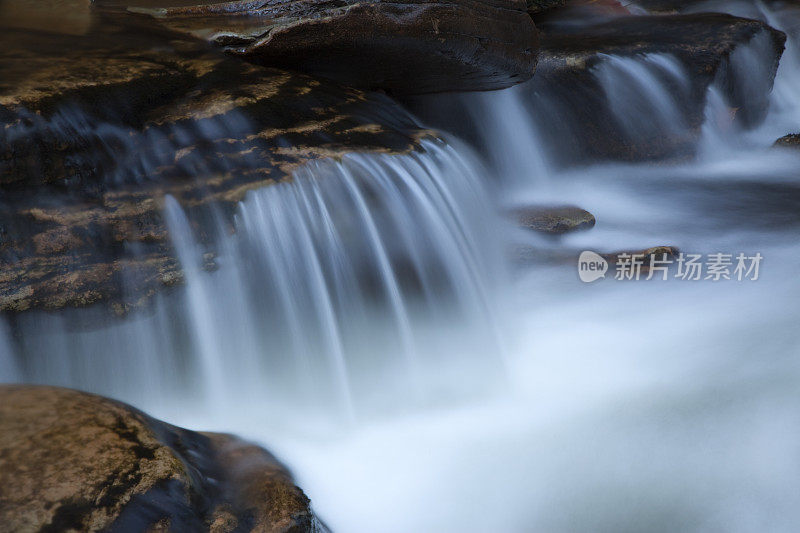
(775, 133, 800, 148)
(115, 0, 539, 94)
(203, 433, 318, 533)
(510, 205, 596, 235)
(0, 8, 432, 314)
(600, 246, 680, 270)
(0, 385, 317, 532)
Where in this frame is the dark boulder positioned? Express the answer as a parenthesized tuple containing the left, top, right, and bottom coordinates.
(0, 385, 319, 532)
(115, 0, 539, 94)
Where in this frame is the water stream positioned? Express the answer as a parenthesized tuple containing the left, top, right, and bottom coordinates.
(3, 0, 800, 531)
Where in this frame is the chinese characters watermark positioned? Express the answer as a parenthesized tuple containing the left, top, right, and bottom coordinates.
(578, 251, 762, 283)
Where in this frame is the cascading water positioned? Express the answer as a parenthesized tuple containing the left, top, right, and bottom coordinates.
(468, 86, 551, 185)
(593, 53, 691, 143)
(711, 0, 800, 142)
(4, 1, 800, 532)
(1, 139, 508, 425)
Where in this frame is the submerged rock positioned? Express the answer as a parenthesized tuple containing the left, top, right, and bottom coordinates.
(0, 385, 318, 532)
(775, 133, 800, 148)
(513, 244, 678, 269)
(115, 0, 539, 94)
(601, 245, 680, 267)
(510, 205, 596, 235)
(0, 7, 432, 314)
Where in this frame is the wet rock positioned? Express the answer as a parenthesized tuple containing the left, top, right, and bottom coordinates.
(115, 0, 539, 95)
(404, 10, 785, 164)
(775, 133, 800, 148)
(0, 0, 93, 35)
(0, 385, 318, 532)
(203, 433, 318, 533)
(528, 12, 786, 162)
(510, 205, 596, 235)
(601, 245, 679, 267)
(0, 7, 433, 314)
(526, 0, 566, 15)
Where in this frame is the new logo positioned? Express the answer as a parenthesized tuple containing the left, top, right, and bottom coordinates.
(578, 251, 608, 283)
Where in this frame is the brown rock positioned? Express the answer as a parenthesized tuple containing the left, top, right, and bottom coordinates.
(0, 6, 433, 314)
(775, 133, 800, 149)
(510, 205, 596, 235)
(116, 0, 539, 94)
(0, 385, 318, 532)
(203, 433, 315, 533)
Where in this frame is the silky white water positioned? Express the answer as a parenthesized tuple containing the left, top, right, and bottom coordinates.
(3, 1, 800, 531)
(1, 139, 508, 426)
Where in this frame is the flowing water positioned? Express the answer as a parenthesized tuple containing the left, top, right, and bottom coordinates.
(3, 1, 800, 531)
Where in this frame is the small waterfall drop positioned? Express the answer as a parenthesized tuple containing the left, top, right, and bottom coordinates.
(0, 322, 19, 381)
(593, 53, 691, 142)
(1, 140, 508, 423)
(761, 2, 800, 133)
(470, 86, 551, 186)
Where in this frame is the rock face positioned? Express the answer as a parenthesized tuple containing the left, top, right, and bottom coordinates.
(529, 12, 787, 161)
(510, 205, 596, 235)
(0, 385, 318, 532)
(116, 0, 539, 94)
(405, 10, 786, 164)
(0, 7, 432, 314)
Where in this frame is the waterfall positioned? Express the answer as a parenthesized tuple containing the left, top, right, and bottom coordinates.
(4, 1, 800, 532)
(428, 26, 787, 182)
(593, 53, 691, 142)
(760, 1, 800, 134)
(0, 321, 19, 381)
(470, 86, 551, 186)
(0, 140, 508, 422)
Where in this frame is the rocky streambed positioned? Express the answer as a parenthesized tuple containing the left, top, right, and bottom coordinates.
(2, 0, 799, 531)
